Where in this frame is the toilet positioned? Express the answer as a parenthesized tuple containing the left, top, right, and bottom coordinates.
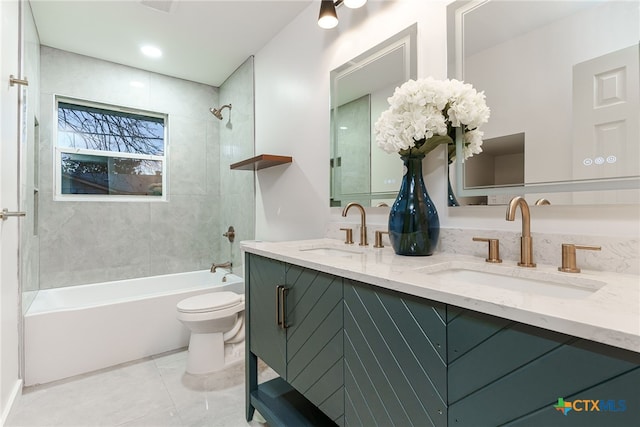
(176, 291, 245, 375)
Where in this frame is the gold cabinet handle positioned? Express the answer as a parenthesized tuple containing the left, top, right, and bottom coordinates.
(374, 230, 389, 248)
(279, 286, 288, 329)
(558, 244, 601, 273)
(276, 285, 283, 327)
(340, 227, 354, 244)
(472, 237, 502, 263)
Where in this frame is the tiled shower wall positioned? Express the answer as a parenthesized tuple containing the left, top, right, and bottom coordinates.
(218, 57, 255, 274)
(38, 47, 254, 289)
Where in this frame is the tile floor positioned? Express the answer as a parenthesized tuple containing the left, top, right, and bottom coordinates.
(6, 349, 276, 427)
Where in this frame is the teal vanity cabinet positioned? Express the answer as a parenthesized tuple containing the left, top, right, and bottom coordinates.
(446, 307, 640, 426)
(343, 284, 640, 426)
(245, 250, 640, 426)
(245, 254, 344, 426)
(343, 280, 448, 427)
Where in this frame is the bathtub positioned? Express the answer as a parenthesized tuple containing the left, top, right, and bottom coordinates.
(24, 269, 243, 386)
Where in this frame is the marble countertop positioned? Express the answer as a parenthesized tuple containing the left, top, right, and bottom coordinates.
(241, 238, 640, 353)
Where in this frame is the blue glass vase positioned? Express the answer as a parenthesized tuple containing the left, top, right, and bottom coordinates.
(389, 154, 440, 256)
(447, 163, 459, 207)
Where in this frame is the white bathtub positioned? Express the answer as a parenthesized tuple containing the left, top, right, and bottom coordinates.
(24, 269, 244, 386)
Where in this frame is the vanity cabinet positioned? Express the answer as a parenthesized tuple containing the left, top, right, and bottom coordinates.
(246, 251, 640, 426)
(446, 307, 640, 426)
(247, 255, 287, 376)
(246, 254, 344, 426)
(344, 280, 447, 427)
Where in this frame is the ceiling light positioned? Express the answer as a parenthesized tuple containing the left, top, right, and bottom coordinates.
(318, 0, 338, 29)
(140, 45, 162, 58)
(344, 0, 367, 8)
(318, 0, 368, 29)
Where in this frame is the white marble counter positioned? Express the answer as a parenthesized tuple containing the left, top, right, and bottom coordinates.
(241, 238, 640, 353)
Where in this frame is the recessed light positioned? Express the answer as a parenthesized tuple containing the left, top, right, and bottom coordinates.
(141, 45, 162, 58)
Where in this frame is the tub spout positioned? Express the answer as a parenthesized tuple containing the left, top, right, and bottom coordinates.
(211, 261, 232, 273)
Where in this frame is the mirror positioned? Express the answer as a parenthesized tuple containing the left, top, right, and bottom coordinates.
(448, 0, 639, 206)
(330, 24, 417, 207)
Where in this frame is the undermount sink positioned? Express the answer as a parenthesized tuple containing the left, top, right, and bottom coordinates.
(298, 246, 365, 257)
(428, 265, 605, 299)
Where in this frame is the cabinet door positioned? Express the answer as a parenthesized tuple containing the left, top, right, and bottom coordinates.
(247, 254, 287, 377)
(285, 264, 345, 425)
(447, 307, 640, 426)
(344, 280, 447, 427)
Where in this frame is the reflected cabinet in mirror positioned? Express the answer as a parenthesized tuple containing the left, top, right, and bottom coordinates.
(448, 0, 639, 206)
(330, 24, 417, 207)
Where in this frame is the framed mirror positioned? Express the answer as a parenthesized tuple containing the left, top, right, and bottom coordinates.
(448, 0, 639, 206)
(330, 24, 417, 207)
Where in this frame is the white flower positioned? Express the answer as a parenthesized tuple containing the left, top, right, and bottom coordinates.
(463, 129, 484, 159)
(374, 77, 490, 159)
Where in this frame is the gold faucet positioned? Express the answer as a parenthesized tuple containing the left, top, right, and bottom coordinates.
(342, 202, 368, 246)
(211, 261, 232, 273)
(505, 196, 536, 267)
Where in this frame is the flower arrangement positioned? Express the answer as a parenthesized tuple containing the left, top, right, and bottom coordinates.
(374, 77, 490, 160)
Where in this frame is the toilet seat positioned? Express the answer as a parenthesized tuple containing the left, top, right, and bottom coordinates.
(177, 292, 243, 314)
(176, 291, 246, 374)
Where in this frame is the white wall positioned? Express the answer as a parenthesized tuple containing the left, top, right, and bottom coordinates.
(254, 0, 639, 244)
(254, 0, 448, 241)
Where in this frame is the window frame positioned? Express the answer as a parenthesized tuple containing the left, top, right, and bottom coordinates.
(53, 96, 169, 202)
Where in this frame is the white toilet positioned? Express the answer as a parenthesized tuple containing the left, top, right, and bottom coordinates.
(176, 291, 245, 375)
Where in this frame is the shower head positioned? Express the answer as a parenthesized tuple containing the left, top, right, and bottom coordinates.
(210, 103, 232, 120)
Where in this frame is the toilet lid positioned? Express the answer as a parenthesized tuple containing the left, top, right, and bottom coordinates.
(177, 292, 243, 313)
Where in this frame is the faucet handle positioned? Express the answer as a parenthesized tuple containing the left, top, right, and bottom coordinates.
(340, 227, 354, 245)
(558, 243, 601, 273)
(374, 231, 389, 248)
(472, 237, 502, 263)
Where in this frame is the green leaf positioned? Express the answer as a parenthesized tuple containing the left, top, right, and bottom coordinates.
(416, 134, 453, 155)
(398, 135, 453, 157)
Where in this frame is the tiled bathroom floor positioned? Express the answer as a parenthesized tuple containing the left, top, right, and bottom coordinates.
(6, 349, 276, 427)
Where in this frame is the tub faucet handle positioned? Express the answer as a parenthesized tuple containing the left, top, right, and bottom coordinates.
(223, 226, 235, 243)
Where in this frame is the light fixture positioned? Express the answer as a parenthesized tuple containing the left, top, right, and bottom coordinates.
(344, 0, 367, 8)
(318, 0, 367, 29)
(318, 0, 338, 29)
(140, 45, 162, 58)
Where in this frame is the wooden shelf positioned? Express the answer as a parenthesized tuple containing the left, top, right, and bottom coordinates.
(230, 154, 292, 171)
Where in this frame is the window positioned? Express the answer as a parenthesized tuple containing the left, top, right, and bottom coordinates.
(55, 98, 167, 200)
